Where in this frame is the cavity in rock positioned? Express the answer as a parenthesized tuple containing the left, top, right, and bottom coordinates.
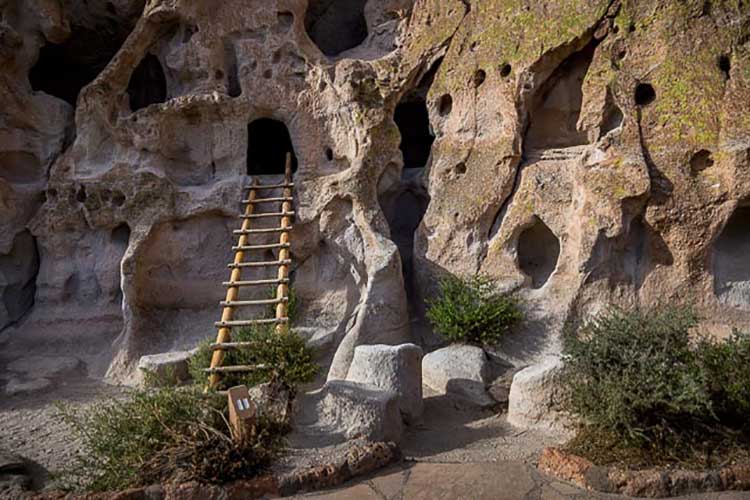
(524, 38, 598, 150)
(0, 230, 39, 330)
(305, 0, 368, 57)
(714, 205, 750, 309)
(247, 118, 298, 175)
(127, 54, 167, 112)
(517, 217, 560, 289)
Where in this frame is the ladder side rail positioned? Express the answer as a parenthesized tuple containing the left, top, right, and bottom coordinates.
(275, 154, 294, 333)
(208, 181, 257, 389)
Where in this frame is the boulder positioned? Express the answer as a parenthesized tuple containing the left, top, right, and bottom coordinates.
(297, 380, 402, 444)
(137, 350, 193, 384)
(422, 344, 495, 408)
(507, 356, 566, 430)
(345, 343, 423, 422)
(248, 381, 293, 425)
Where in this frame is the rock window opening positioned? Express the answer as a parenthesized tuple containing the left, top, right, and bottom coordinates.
(517, 216, 560, 289)
(438, 94, 453, 116)
(473, 69, 487, 88)
(246, 118, 298, 175)
(127, 54, 167, 112)
(305, 0, 368, 57)
(395, 99, 434, 169)
(713, 205, 750, 309)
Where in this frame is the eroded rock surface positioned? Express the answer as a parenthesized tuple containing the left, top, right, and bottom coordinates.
(0, 0, 749, 390)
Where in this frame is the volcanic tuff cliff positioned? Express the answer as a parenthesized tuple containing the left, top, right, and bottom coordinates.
(1, 0, 749, 382)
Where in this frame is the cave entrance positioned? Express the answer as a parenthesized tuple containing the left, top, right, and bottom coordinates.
(518, 216, 560, 289)
(714, 205, 750, 309)
(524, 39, 598, 150)
(305, 0, 368, 57)
(394, 98, 434, 169)
(29, 9, 140, 107)
(127, 54, 167, 112)
(247, 118, 298, 175)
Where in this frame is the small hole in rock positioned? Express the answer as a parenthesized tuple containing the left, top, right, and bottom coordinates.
(438, 94, 453, 116)
(278, 11, 294, 30)
(690, 149, 714, 175)
(473, 69, 486, 88)
(718, 54, 731, 79)
(305, 0, 368, 57)
(454, 162, 467, 176)
(263, 69, 273, 79)
(76, 185, 87, 203)
(499, 63, 512, 78)
(325, 147, 334, 161)
(113, 192, 126, 207)
(215, 69, 224, 80)
(634, 83, 656, 107)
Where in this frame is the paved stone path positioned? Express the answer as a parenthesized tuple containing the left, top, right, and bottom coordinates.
(294, 461, 750, 500)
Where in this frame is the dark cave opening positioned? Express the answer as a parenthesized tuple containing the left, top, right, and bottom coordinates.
(28, 5, 142, 107)
(247, 118, 298, 175)
(127, 54, 167, 112)
(524, 39, 598, 150)
(714, 205, 750, 308)
(690, 149, 714, 175)
(517, 217, 560, 289)
(305, 0, 368, 57)
(634, 83, 656, 107)
(394, 99, 435, 169)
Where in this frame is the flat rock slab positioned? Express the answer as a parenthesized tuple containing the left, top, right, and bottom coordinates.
(422, 344, 495, 408)
(6, 356, 81, 379)
(4, 377, 52, 396)
(346, 343, 423, 422)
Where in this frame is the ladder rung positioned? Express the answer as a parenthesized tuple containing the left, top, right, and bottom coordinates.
(245, 183, 294, 190)
(227, 259, 292, 268)
(204, 364, 268, 373)
(220, 297, 287, 307)
(233, 227, 292, 235)
(215, 317, 289, 327)
(232, 243, 290, 251)
(240, 212, 295, 219)
(223, 278, 290, 287)
(243, 197, 294, 204)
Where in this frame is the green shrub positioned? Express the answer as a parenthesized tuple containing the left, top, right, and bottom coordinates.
(57, 385, 286, 491)
(189, 324, 318, 391)
(562, 306, 750, 464)
(426, 274, 522, 346)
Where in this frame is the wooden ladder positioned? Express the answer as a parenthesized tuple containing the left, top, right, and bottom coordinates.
(207, 153, 295, 390)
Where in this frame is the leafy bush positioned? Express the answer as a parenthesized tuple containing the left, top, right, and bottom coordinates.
(189, 324, 318, 391)
(57, 386, 286, 491)
(562, 306, 750, 464)
(426, 274, 522, 345)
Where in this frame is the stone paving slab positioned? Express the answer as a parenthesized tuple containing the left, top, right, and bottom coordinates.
(294, 461, 750, 500)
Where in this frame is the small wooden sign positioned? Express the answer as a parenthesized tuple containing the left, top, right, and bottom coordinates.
(227, 385, 256, 442)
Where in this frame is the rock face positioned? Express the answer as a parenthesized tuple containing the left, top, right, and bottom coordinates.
(1, 0, 750, 394)
(345, 343, 423, 422)
(422, 344, 495, 407)
(136, 350, 193, 384)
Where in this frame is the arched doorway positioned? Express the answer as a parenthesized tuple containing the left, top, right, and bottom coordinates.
(246, 118, 298, 175)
